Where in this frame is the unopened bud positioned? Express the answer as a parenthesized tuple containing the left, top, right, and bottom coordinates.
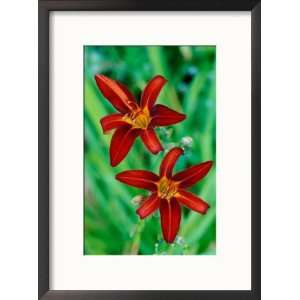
(181, 136, 193, 148)
(131, 195, 147, 206)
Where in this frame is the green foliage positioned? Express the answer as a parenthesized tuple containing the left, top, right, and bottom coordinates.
(84, 46, 216, 255)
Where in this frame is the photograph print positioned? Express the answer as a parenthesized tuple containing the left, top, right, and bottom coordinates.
(84, 46, 216, 255)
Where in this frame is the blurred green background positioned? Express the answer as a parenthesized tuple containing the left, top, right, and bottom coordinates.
(84, 46, 216, 255)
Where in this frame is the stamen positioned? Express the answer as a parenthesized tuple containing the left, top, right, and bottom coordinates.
(123, 108, 150, 129)
(157, 177, 178, 201)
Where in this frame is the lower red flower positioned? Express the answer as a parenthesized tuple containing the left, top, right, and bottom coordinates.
(116, 147, 213, 243)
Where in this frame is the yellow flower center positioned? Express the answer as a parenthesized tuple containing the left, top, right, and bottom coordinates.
(157, 177, 178, 201)
(123, 109, 151, 129)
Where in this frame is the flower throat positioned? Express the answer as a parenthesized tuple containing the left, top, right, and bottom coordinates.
(157, 177, 178, 201)
(123, 109, 150, 129)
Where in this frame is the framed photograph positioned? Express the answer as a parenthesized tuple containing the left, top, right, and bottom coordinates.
(39, 0, 261, 299)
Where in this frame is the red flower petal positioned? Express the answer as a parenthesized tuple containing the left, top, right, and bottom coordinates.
(110, 125, 141, 166)
(150, 104, 186, 127)
(136, 193, 160, 219)
(159, 198, 181, 243)
(100, 113, 127, 133)
(173, 161, 213, 188)
(160, 147, 184, 178)
(140, 128, 163, 154)
(116, 170, 159, 191)
(115, 81, 136, 105)
(95, 74, 137, 113)
(140, 75, 167, 109)
(175, 189, 209, 214)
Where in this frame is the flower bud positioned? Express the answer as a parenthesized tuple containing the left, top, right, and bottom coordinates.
(181, 136, 193, 148)
(131, 195, 147, 206)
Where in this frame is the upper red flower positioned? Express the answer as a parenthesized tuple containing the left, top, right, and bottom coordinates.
(116, 147, 213, 243)
(95, 74, 186, 166)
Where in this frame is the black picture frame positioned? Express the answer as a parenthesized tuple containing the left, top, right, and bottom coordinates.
(39, 1, 261, 299)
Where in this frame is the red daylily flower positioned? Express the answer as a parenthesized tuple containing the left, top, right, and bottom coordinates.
(116, 147, 213, 243)
(95, 74, 186, 166)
